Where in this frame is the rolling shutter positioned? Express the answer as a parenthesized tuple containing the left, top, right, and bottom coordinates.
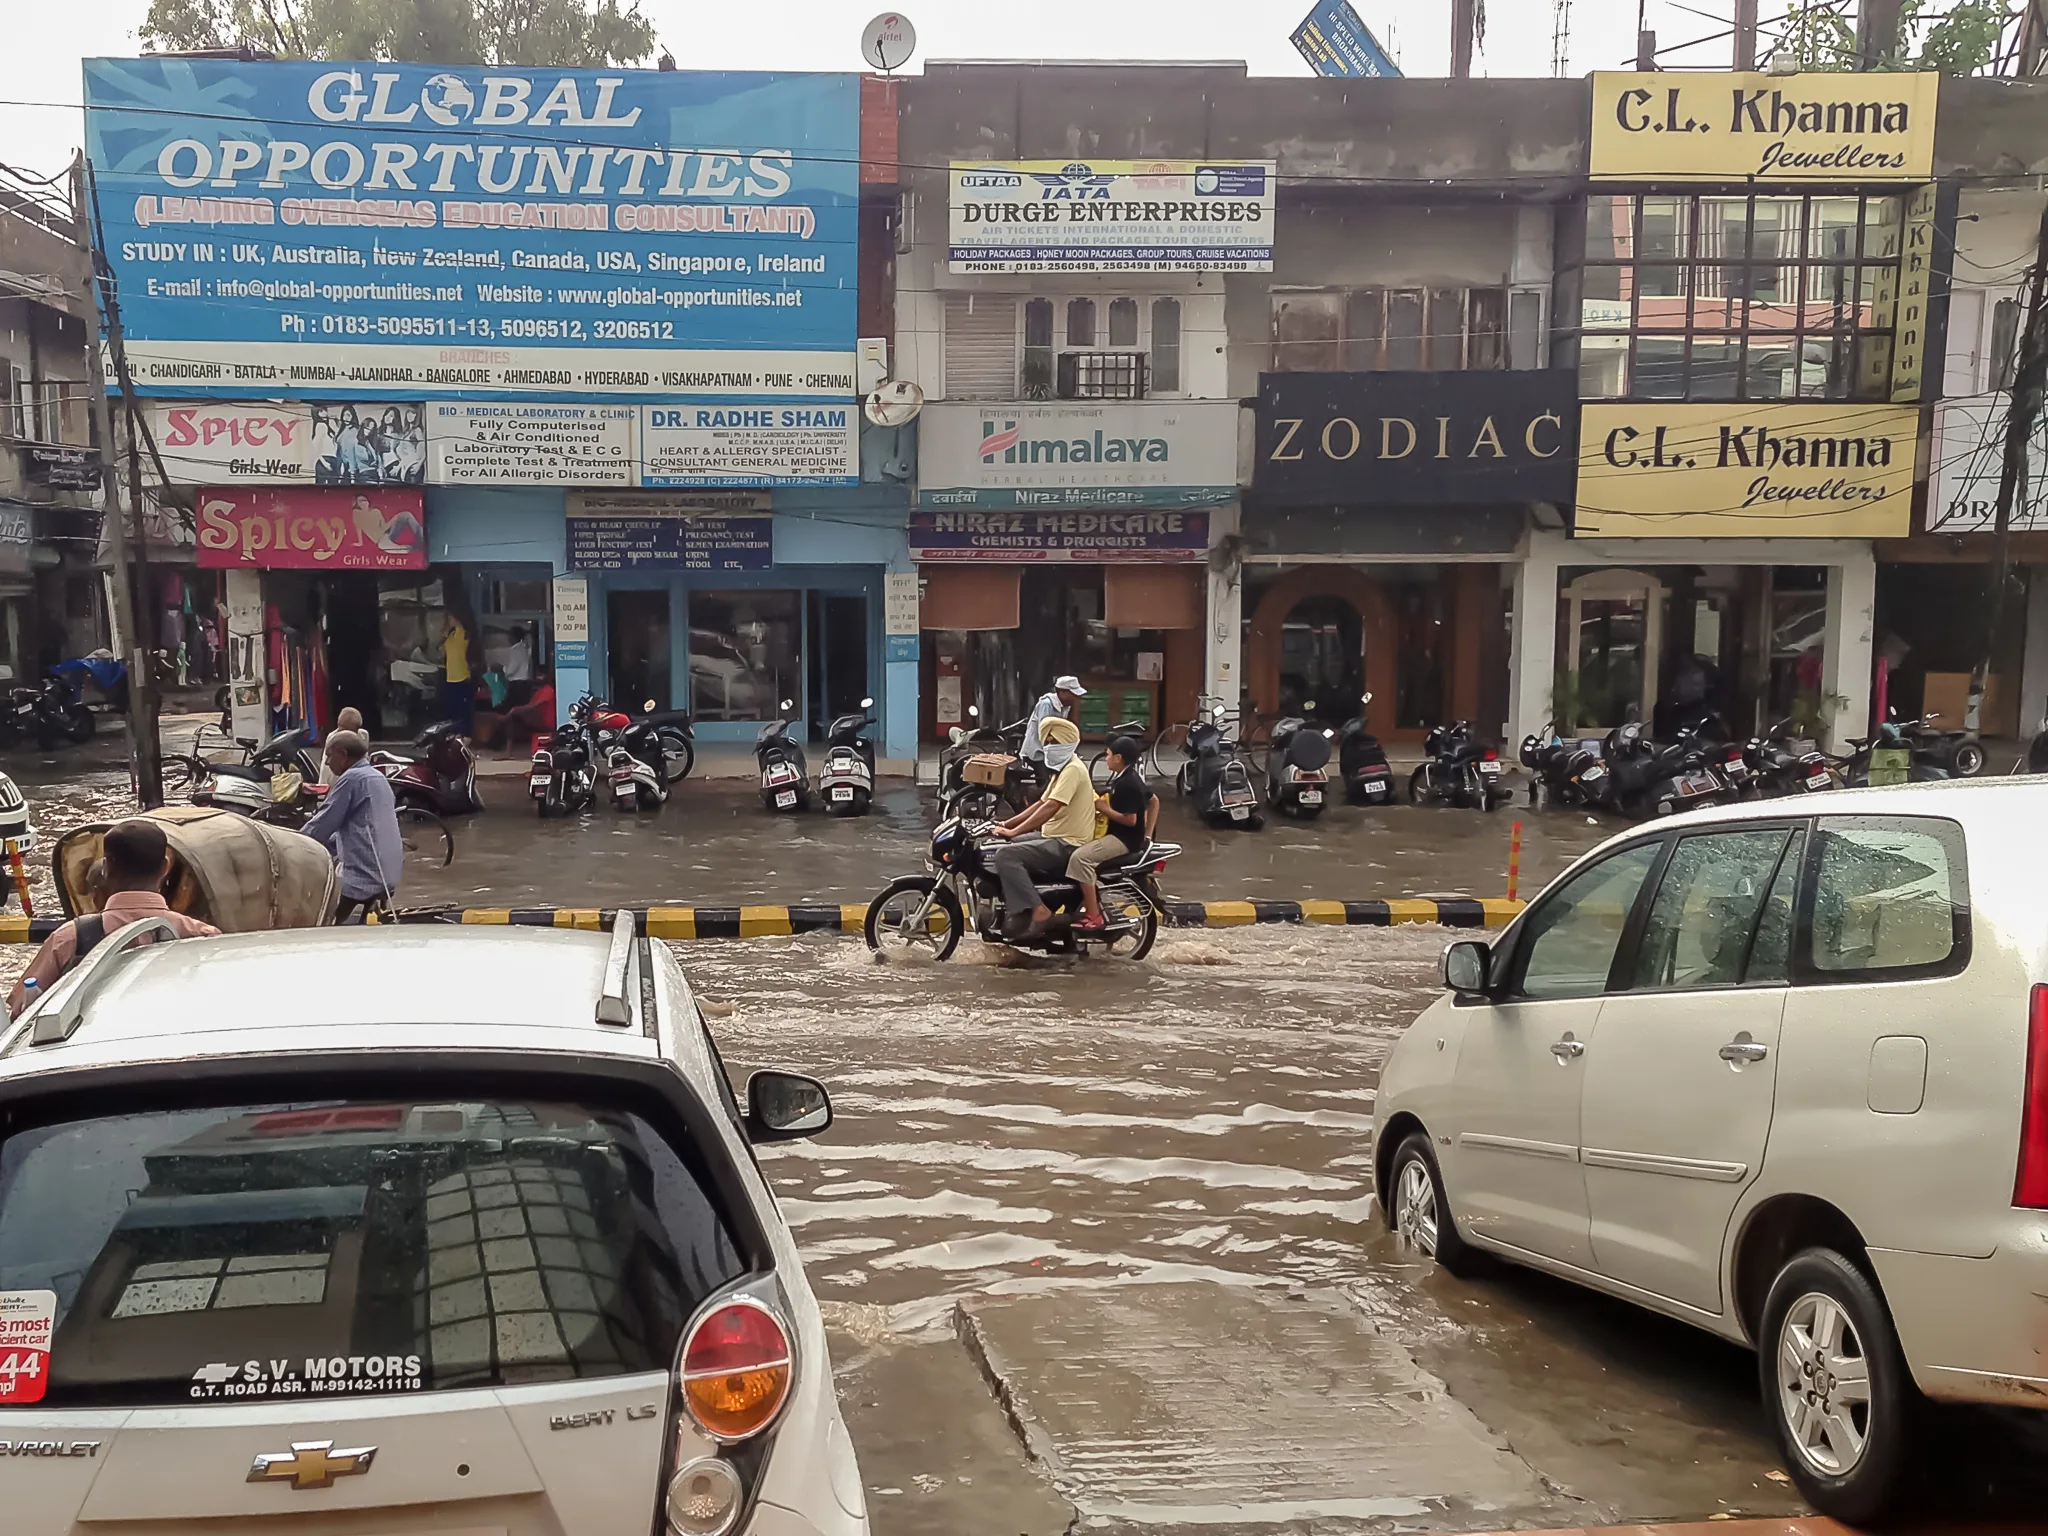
(943, 295, 1018, 399)
(920, 567, 1020, 630)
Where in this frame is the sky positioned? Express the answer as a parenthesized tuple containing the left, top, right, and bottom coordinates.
(0, 1, 1861, 184)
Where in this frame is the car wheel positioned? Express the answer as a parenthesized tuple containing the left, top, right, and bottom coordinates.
(1760, 1248, 1918, 1524)
(1385, 1133, 1480, 1277)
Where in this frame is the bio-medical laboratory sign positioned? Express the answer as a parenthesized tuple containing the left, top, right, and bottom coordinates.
(427, 402, 636, 484)
(83, 60, 858, 406)
(949, 161, 1274, 273)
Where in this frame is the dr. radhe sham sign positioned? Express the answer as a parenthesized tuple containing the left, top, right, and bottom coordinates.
(1254, 371, 1579, 506)
(1590, 70, 1936, 183)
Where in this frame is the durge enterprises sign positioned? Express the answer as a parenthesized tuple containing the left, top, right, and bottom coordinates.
(1576, 403, 1919, 539)
(949, 161, 1275, 273)
(1590, 71, 1936, 182)
(917, 401, 1238, 510)
(1929, 401, 2048, 534)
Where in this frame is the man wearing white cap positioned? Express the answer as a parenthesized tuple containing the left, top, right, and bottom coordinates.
(1021, 674, 1087, 769)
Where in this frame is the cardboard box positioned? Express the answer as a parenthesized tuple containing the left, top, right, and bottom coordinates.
(963, 753, 1013, 787)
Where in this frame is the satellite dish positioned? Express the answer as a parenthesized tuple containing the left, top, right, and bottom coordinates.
(864, 379, 925, 428)
(861, 12, 916, 71)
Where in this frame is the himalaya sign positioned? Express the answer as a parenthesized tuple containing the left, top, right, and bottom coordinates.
(979, 417, 1169, 465)
(921, 401, 1238, 510)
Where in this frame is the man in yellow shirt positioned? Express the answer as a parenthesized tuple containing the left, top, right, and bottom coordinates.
(986, 715, 1094, 942)
(442, 610, 474, 735)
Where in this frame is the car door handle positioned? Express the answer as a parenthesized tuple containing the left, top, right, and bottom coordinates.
(1549, 1034, 1586, 1061)
(1719, 1037, 1770, 1063)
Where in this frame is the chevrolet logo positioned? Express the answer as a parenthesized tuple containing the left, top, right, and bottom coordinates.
(247, 1440, 377, 1491)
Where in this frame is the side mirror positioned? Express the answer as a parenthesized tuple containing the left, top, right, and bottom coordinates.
(746, 1070, 832, 1143)
(1303, 699, 1317, 711)
(644, 698, 657, 713)
(780, 698, 795, 711)
(1361, 691, 1373, 704)
(1442, 940, 1492, 998)
(860, 696, 875, 709)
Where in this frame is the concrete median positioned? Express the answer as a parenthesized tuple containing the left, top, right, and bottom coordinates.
(0, 896, 1524, 944)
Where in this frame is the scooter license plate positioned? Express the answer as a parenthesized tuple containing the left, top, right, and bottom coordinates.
(1678, 771, 1719, 796)
(1806, 769, 1833, 788)
(1361, 779, 1388, 796)
(1229, 806, 1249, 821)
(775, 789, 798, 809)
(831, 786, 853, 802)
(1298, 789, 1322, 805)
(1580, 764, 1608, 781)
(528, 774, 550, 796)
(1477, 759, 1502, 775)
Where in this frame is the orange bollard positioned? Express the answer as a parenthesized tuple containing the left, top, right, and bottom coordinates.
(8, 846, 31, 919)
(1506, 819, 1523, 903)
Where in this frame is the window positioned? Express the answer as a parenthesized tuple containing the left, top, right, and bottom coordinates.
(1569, 192, 1906, 401)
(1992, 297, 2022, 391)
(1107, 297, 1138, 348)
(1631, 828, 1798, 991)
(689, 590, 800, 722)
(0, 1095, 744, 1406)
(1022, 299, 1055, 399)
(1746, 828, 1805, 985)
(1270, 286, 1525, 372)
(1151, 299, 1181, 393)
(1065, 298, 1096, 348)
(1515, 842, 1661, 1001)
(1807, 817, 1968, 978)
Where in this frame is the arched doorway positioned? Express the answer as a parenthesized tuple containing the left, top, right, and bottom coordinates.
(1246, 567, 1399, 733)
(1276, 596, 1362, 723)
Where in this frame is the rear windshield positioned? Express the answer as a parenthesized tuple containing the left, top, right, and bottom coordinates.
(0, 1096, 746, 1408)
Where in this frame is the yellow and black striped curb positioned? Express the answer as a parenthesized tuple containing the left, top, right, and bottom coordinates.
(0, 897, 1524, 944)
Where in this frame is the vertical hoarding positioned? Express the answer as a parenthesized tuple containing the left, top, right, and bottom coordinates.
(83, 59, 858, 485)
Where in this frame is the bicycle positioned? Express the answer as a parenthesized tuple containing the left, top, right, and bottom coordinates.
(162, 719, 246, 794)
(1087, 719, 1151, 789)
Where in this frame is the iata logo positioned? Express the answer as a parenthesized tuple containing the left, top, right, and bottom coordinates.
(308, 70, 640, 129)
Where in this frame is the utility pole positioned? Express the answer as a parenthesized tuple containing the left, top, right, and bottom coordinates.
(70, 152, 164, 807)
(1857, 0, 1903, 68)
(1734, 0, 1760, 69)
(1967, 200, 2048, 730)
(1551, 0, 1573, 78)
(1451, 0, 1477, 77)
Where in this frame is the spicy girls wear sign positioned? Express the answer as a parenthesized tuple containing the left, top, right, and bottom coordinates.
(148, 401, 425, 483)
(195, 488, 428, 569)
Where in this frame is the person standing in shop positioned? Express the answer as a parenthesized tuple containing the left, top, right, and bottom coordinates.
(442, 604, 478, 737)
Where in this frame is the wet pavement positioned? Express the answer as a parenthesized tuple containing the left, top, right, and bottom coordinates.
(3, 736, 2045, 1532)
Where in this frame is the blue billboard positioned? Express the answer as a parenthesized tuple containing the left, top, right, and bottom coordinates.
(1290, 0, 1402, 78)
(83, 60, 858, 404)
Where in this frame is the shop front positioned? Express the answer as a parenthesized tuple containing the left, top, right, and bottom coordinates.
(1508, 399, 1922, 750)
(1244, 369, 1580, 740)
(912, 401, 1238, 743)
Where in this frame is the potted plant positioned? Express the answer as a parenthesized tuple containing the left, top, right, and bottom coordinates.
(1548, 670, 1585, 737)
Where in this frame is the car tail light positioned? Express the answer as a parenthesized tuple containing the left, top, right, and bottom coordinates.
(666, 1456, 743, 1536)
(681, 1298, 792, 1442)
(2016, 986, 2048, 1208)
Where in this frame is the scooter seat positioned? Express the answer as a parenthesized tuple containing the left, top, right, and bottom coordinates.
(208, 763, 271, 782)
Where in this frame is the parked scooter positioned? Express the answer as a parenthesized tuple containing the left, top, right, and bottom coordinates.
(370, 719, 482, 815)
(1336, 692, 1395, 806)
(6, 672, 96, 750)
(530, 696, 600, 817)
(1833, 713, 1952, 787)
(757, 700, 810, 812)
(190, 726, 323, 816)
(1743, 720, 1841, 798)
(605, 700, 670, 813)
(819, 697, 877, 816)
(1519, 722, 1612, 811)
(1409, 721, 1512, 810)
(1179, 698, 1264, 829)
(1265, 703, 1335, 819)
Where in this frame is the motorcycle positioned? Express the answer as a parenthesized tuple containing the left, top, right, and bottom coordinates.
(757, 700, 810, 812)
(1337, 692, 1395, 806)
(190, 726, 323, 817)
(1409, 721, 1512, 811)
(1178, 699, 1264, 829)
(819, 697, 878, 816)
(1897, 710, 1984, 778)
(605, 701, 670, 814)
(1265, 704, 1335, 820)
(1743, 721, 1841, 798)
(1519, 722, 1609, 811)
(864, 814, 1182, 962)
(530, 696, 600, 817)
(370, 719, 482, 815)
(7, 673, 97, 750)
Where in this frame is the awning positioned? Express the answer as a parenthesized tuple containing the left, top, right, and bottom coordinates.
(919, 566, 1020, 630)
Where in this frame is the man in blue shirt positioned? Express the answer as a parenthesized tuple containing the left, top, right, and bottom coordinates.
(301, 730, 404, 922)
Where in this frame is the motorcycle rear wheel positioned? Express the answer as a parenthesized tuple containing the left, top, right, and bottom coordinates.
(66, 707, 95, 744)
(1952, 741, 1986, 777)
(1088, 886, 1158, 961)
(1406, 765, 1433, 804)
(396, 806, 454, 867)
(658, 729, 694, 782)
(864, 877, 963, 962)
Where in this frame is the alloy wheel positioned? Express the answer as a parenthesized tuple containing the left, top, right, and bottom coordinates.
(1393, 1157, 1439, 1257)
(1776, 1291, 1873, 1478)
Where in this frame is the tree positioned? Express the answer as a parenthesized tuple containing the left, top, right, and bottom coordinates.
(139, 0, 657, 68)
(1773, 0, 2016, 75)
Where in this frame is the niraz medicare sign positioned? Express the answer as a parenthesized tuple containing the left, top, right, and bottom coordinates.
(917, 401, 1239, 509)
(83, 60, 857, 404)
(949, 161, 1274, 273)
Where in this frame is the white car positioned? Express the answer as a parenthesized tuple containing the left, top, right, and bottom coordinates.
(1374, 780, 2048, 1523)
(0, 917, 868, 1536)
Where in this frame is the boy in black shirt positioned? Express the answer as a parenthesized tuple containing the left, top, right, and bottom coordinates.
(1071, 735, 1160, 932)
